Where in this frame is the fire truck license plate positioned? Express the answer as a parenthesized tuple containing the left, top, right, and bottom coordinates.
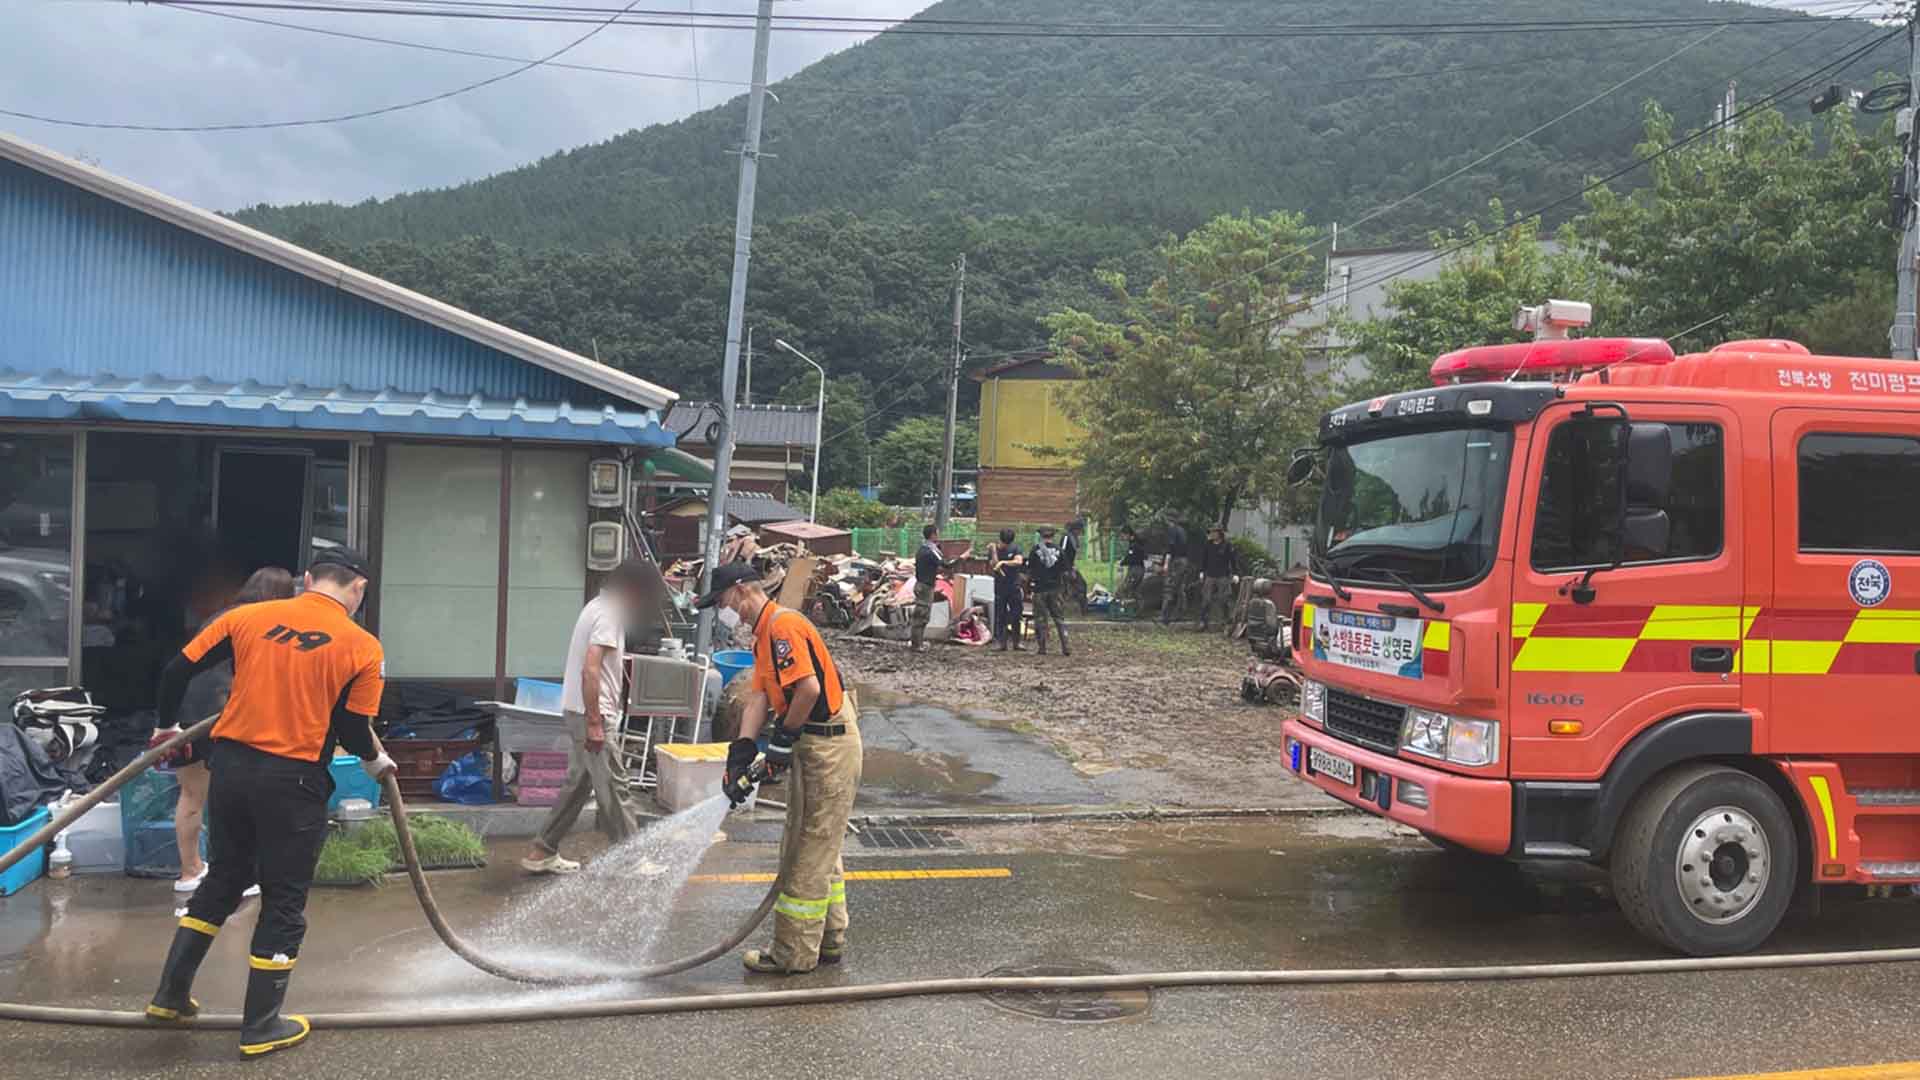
(1308, 746, 1355, 786)
(1311, 607, 1425, 679)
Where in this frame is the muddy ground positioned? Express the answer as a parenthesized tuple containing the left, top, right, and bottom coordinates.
(833, 623, 1325, 808)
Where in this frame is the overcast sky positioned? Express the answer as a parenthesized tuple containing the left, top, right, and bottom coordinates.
(0, 1, 932, 211)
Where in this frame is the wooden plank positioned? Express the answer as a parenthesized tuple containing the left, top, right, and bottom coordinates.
(778, 556, 818, 610)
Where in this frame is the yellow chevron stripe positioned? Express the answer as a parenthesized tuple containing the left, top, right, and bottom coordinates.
(1511, 602, 1546, 639)
(1809, 775, 1839, 861)
(1511, 636, 1637, 673)
(1845, 609, 1920, 644)
(1422, 621, 1449, 652)
(1742, 605, 1760, 638)
(1642, 605, 1743, 641)
(1299, 604, 1315, 629)
(1734, 642, 1769, 674)
(1772, 640, 1843, 675)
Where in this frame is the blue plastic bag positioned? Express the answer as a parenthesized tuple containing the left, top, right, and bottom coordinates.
(433, 751, 494, 805)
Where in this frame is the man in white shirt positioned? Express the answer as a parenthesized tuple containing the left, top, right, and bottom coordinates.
(522, 560, 663, 874)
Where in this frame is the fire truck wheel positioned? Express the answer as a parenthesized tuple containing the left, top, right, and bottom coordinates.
(1610, 764, 1797, 956)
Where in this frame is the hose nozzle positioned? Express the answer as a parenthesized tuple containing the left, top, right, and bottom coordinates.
(725, 754, 778, 808)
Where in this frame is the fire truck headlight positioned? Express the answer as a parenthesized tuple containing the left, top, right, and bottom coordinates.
(1401, 709, 1449, 759)
(1445, 717, 1498, 767)
(1301, 679, 1326, 724)
(1400, 711, 1498, 766)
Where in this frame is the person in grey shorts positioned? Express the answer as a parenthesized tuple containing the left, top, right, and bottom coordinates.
(522, 560, 662, 873)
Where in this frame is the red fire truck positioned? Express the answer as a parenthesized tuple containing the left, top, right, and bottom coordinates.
(1282, 300, 1920, 955)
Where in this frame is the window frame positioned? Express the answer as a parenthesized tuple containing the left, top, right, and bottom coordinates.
(1795, 430, 1920, 555)
(1526, 417, 1728, 574)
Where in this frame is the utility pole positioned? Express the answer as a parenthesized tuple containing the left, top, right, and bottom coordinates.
(744, 326, 753, 405)
(1895, 17, 1919, 360)
(935, 253, 965, 533)
(695, 0, 774, 656)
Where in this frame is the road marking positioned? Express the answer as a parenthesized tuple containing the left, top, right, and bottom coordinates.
(1678, 1063, 1920, 1079)
(689, 867, 1012, 884)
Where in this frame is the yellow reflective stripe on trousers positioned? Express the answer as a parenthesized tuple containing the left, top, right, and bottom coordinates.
(775, 893, 830, 921)
(828, 881, 847, 904)
(179, 917, 219, 937)
(248, 955, 296, 971)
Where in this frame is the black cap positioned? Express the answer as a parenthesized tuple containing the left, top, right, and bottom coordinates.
(308, 546, 371, 581)
(694, 561, 761, 609)
(1038, 525, 1058, 537)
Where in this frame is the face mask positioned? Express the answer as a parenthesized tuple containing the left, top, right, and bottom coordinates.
(717, 607, 742, 631)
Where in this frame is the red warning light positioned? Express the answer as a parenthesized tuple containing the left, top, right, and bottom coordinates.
(1428, 338, 1674, 386)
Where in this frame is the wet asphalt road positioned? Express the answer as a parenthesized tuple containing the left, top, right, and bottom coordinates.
(7, 814, 1920, 1079)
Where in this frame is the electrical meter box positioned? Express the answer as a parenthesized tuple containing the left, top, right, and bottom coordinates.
(586, 520, 624, 571)
(587, 459, 626, 508)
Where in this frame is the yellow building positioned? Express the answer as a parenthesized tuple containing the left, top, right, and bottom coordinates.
(973, 352, 1085, 528)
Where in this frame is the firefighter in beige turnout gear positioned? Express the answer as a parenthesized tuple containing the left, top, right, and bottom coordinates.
(700, 562, 863, 973)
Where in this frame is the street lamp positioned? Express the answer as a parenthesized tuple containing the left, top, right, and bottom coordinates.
(773, 338, 826, 523)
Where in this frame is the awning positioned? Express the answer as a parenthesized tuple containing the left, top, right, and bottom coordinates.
(0, 370, 673, 447)
(642, 446, 714, 483)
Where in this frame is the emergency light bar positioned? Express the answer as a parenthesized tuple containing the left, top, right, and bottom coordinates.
(1428, 337, 1674, 386)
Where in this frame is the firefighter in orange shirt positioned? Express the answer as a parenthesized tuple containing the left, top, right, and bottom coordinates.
(702, 561, 862, 974)
(144, 548, 393, 1059)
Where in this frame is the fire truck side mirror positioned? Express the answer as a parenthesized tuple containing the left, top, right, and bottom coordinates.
(1286, 452, 1317, 486)
(1625, 423, 1673, 508)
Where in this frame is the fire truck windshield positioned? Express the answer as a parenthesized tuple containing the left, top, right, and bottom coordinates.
(1314, 425, 1513, 588)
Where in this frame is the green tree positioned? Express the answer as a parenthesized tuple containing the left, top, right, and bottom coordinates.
(1047, 211, 1332, 528)
(1582, 103, 1898, 343)
(809, 488, 895, 529)
(1342, 205, 1626, 397)
(1782, 270, 1896, 357)
(872, 415, 978, 506)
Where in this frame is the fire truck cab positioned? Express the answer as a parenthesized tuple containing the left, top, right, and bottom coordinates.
(1282, 301, 1920, 955)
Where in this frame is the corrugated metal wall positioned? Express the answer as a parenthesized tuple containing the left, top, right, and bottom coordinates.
(0, 159, 615, 405)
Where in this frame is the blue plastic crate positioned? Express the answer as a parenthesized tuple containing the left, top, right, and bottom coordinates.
(0, 805, 51, 896)
(329, 755, 382, 812)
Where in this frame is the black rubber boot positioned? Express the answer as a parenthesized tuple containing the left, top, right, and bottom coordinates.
(146, 921, 216, 1022)
(1060, 633, 1071, 657)
(238, 960, 311, 1059)
(820, 932, 846, 965)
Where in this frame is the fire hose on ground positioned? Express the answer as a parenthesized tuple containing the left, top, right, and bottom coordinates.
(5, 719, 1920, 1031)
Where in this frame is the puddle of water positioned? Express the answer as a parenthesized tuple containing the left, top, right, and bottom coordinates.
(863, 747, 998, 797)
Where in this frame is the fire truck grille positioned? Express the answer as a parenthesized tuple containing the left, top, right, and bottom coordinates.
(1324, 688, 1406, 754)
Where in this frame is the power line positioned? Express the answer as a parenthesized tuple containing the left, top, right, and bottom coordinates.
(8, 3, 1721, 132)
(0, 0, 657, 131)
(89, 0, 1863, 38)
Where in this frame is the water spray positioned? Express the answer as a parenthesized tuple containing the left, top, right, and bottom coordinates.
(9, 721, 1920, 1033)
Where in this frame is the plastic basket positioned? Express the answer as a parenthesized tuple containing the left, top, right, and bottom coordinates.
(0, 805, 51, 895)
(328, 755, 382, 812)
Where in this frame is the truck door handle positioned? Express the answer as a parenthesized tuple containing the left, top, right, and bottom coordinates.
(1692, 645, 1735, 674)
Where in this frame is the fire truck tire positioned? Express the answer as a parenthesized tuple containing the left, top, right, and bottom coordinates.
(1611, 764, 1797, 957)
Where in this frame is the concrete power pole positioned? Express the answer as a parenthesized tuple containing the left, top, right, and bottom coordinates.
(935, 253, 966, 533)
(1895, 18, 1919, 360)
(744, 326, 753, 405)
(695, 0, 775, 656)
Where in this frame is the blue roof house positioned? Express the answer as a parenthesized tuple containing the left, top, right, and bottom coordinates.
(0, 131, 681, 705)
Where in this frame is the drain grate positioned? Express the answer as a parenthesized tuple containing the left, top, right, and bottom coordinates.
(857, 827, 962, 850)
(981, 960, 1151, 1023)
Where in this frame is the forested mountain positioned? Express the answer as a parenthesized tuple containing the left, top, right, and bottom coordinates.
(235, 0, 1880, 250)
(231, 0, 1896, 483)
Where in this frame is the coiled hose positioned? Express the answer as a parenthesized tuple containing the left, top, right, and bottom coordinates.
(7, 723, 1920, 1031)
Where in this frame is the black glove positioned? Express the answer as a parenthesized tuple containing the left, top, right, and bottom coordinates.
(724, 737, 757, 786)
(764, 725, 798, 775)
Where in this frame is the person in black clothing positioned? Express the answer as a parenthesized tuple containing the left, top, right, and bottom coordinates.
(909, 525, 956, 653)
(1196, 525, 1240, 633)
(987, 528, 1026, 651)
(1027, 526, 1070, 656)
(1117, 527, 1148, 601)
(1159, 519, 1193, 625)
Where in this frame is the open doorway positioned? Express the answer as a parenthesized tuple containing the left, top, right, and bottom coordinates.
(80, 433, 351, 713)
